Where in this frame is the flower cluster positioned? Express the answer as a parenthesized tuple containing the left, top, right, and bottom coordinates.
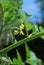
(14, 24, 24, 35)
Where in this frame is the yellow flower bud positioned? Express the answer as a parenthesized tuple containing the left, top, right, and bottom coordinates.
(14, 30, 19, 35)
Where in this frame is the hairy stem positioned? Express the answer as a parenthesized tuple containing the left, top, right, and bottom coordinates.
(0, 31, 44, 54)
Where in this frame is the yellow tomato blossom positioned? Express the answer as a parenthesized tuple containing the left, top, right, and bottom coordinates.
(20, 24, 24, 31)
(14, 24, 24, 35)
(20, 30, 24, 35)
(19, 24, 24, 35)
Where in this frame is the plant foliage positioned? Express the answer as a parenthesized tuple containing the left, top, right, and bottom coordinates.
(0, 0, 44, 65)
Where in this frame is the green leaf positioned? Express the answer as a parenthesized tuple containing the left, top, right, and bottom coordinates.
(25, 43, 30, 59)
(13, 58, 24, 65)
(13, 58, 20, 65)
(13, 50, 25, 65)
(30, 51, 38, 61)
(25, 11, 32, 17)
(26, 51, 42, 65)
(26, 59, 37, 65)
(0, 57, 13, 64)
(32, 24, 39, 32)
(39, 26, 44, 39)
(24, 21, 32, 32)
(16, 50, 23, 63)
(23, 15, 32, 31)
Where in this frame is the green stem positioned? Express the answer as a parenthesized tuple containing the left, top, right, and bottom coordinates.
(0, 31, 44, 54)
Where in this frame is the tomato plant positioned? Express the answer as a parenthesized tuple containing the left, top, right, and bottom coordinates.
(0, 0, 44, 65)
